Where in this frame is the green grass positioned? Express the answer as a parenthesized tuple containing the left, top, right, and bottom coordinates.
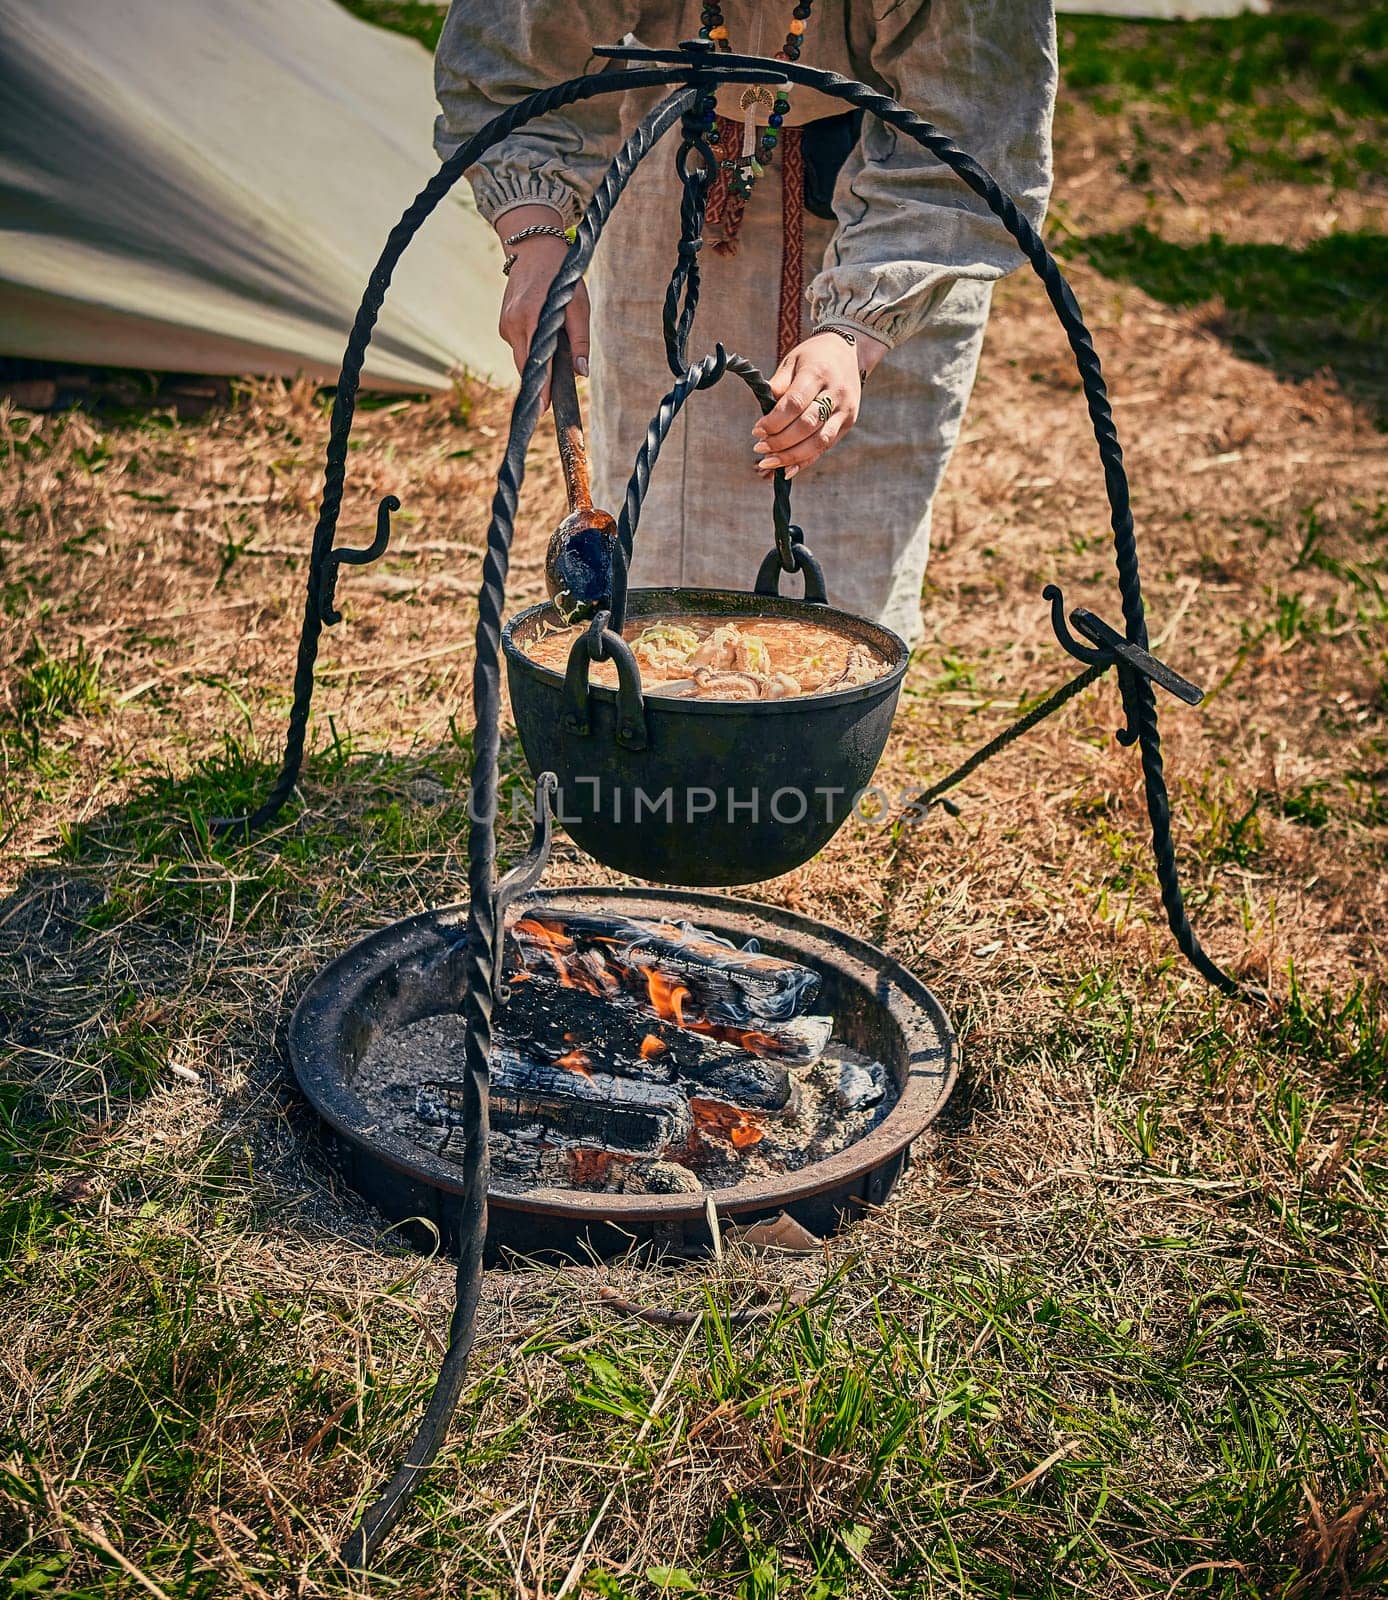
(3, 731, 1385, 1596)
(1064, 227, 1388, 418)
(1060, 4, 1388, 186)
(6, 637, 105, 737)
(337, 0, 446, 52)
(1055, 4, 1388, 420)
(1061, 8, 1386, 115)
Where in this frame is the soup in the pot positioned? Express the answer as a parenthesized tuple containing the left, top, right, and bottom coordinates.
(522, 615, 893, 701)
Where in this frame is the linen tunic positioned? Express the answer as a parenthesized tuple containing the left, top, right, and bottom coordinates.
(435, 1, 1056, 644)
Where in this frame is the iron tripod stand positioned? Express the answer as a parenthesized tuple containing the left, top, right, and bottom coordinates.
(209, 38, 1258, 1568)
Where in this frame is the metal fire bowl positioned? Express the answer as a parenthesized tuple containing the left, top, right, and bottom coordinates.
(290, 887, 956, 1260)
(502, 589, 910, 886)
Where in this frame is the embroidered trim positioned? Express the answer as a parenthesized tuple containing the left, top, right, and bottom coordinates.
(778, 126, 805, 364)
(705, 116, 806, 365)
(705, 114, 748, 255)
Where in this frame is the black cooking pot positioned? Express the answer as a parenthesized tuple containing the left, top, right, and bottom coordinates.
(502, 586, 909, 886)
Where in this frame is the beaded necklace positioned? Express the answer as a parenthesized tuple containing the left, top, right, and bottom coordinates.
(699, 2, 815, 200)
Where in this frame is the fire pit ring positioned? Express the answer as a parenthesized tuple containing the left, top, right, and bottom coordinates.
(291, 887, 955, 1259)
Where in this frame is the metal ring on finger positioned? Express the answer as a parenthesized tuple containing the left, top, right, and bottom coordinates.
(813, 391, 836, 427)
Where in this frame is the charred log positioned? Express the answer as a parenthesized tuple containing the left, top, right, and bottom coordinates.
(508, 909, 820, 1029)
(495, 980, 678, 1082)
(680, 1054, 794, 1111)
(497, 978, 805, 1105)
(501, 950, 831, 1065)
(485, 1133, 577, 1189)
(482, 1132, 636, 1191)
(417, 1049, 693, 1157)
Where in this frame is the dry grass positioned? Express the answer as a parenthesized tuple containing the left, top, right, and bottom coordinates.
(1, 14, 1386, 1599)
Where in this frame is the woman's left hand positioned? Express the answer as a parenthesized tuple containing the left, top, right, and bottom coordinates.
(753, 329, 889, 480)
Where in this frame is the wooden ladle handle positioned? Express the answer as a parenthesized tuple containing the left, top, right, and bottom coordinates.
(544, 328, 617, 624)
(551, 328, 593, 515)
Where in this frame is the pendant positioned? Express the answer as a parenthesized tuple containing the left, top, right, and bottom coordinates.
(738, 85, 774, 160)
(735, 86, 774, 197)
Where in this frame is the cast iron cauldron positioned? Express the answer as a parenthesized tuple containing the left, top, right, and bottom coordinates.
(502, 586, 909, 886)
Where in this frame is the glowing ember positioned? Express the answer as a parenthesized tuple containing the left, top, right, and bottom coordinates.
(569, 1148, 626, 1187)
(688, 1097, 766, 1149)
(580, 951, 622, 993)
(690, 1022, 785, 1057)
(514, 917, 572, 950)
(639, 1034, 668, 1061)
(552, 1048, 592, 1077)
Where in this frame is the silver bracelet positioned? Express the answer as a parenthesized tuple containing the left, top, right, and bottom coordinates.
(810, 322, 870, 384)
(501, 223, 570, 276)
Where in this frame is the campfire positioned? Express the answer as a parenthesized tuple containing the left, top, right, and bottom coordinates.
(355, 906, 893, 1197)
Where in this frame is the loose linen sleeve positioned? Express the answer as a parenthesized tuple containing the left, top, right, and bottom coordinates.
(433, 0, 639, 229)
(808, 0, 1057, 349)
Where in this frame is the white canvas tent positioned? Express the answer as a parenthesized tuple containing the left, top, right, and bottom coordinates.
(0, 0, 1269, 392)
(0, 0, 509, 391)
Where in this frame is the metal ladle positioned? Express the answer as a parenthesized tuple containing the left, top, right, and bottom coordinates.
(545, 328, 618, 623)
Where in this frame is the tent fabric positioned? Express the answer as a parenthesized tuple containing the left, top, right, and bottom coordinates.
(0, 0, 510, 391)
(0, 0, 1266, 390)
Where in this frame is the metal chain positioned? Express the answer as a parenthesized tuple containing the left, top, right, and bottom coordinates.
(612, 349, 796, 613)
(612, 87, 799, 619)
(663, 87, 719, 375)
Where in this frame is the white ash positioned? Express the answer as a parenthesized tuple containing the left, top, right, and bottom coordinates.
(834, 1058, 889, 1113)
(351, 1011, 896, 1197)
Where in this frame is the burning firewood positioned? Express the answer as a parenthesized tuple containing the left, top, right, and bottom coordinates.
(498, 976, 829, 1068)
(416, 1048, 694, 1157)
(509, 909, 821, 1031)
(674, 1053, 793, 1111)
(496, 986, 676, 1083)
(495, 981, 803, 1108)
(504, 911, 832, 1068)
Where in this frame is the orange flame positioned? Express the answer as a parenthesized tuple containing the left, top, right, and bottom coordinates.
(514, 917, 623, 999)
(644, 968, 690, 1027)
(639, 1034, 668, 1061)
(580, 952, 622, 994)
(515, 919, 789, 1063)
(515, 917, 577, 987)
(716, 1026, 782, 1057)
(569, 1148, 623, 1187)
(553, 1048, 592, 1078)
(673, 1018, 785, 1058)
(514, 916, 572, 949)
(688, 1097, 765, 1149)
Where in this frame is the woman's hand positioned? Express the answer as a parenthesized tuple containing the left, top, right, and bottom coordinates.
(496, 205, 590, 407)
(753, 329, 888, 480)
